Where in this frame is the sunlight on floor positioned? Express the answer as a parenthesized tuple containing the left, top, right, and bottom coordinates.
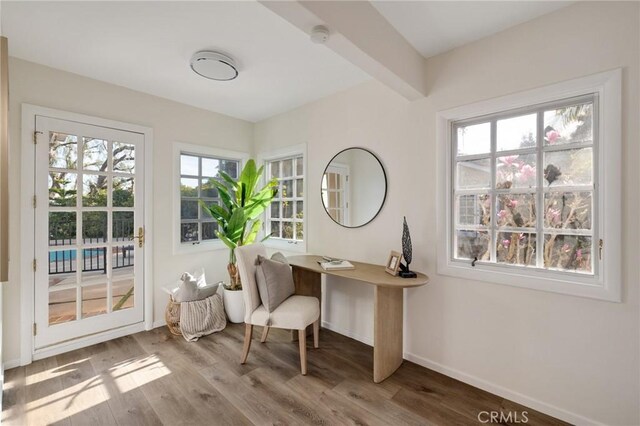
(3, 353, 171, 425)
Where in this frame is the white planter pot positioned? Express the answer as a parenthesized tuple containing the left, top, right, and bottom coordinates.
(223, 287, 245, 323)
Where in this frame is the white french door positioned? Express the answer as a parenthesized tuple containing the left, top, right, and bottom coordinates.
(34, 115, 145, 349)
(321, 164, 349, 226)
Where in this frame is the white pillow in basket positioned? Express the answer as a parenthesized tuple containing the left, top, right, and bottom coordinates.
(170, 269, 219, 303)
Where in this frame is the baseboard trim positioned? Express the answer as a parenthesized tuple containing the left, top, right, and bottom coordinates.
(404, 352, 603, 426)
(321, 320, 373, 346)
(32, 322, 146, 362)
(3, 359, 21, 370)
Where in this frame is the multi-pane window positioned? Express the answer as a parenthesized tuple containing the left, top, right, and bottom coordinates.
(266, 156, 304, 242)
(453, 95, 596, 275)
(179, 153, 239, 244)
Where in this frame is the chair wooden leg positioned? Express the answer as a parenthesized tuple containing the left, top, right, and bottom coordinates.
(298, 329, 307, 375)
(240, 324, 253, 364)
(260, 326, 270, 343)
(313, 319, 319, 348)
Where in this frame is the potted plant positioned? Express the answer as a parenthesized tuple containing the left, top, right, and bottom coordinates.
(200, 159, 278, 323)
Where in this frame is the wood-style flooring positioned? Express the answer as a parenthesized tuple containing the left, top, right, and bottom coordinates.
(2, 324, 567, 425)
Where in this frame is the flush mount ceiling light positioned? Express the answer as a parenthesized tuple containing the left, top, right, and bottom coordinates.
(190, 51, 238, 81)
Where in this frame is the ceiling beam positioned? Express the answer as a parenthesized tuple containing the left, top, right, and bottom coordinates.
(260, 1, 427, 100)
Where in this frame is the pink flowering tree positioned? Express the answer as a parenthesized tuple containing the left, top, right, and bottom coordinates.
(456, 103, 593, 273)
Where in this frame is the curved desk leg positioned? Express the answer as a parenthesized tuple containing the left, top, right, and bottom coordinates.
(373, 286, 403, 383)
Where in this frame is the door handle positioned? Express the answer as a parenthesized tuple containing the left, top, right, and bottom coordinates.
(131, 227, 144, 248)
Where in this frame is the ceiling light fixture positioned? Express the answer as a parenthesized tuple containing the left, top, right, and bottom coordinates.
(190, 51, 238, 81)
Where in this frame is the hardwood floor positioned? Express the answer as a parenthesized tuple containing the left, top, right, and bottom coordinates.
(2, 324, 567, 425)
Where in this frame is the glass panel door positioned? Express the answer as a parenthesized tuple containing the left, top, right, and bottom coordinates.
(34, 116, 144, 349)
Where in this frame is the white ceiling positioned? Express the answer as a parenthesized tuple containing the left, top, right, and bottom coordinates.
(1, 1, 370, 122)
(372, 1, 573, 58)
(2, 1, 575, 122)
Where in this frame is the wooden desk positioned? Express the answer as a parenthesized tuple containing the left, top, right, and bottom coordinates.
(287, 255, 429, 383)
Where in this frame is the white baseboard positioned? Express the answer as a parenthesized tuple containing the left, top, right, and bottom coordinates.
(404, 352, 602, 426)
(32, 322, 146, 362)
(321, 320, 373, 346)
(2, 359, 21, 370)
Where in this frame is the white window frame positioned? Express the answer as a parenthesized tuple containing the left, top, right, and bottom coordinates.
(172, 142, 248, 255)
(258, 144, 307, 253)
(436, 69, 622, 302)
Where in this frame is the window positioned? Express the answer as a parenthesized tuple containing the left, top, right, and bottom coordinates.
(453, 95, 596, 273)
(266, 155, 304, 244)
(179, 152, 240, 245)
(437, 70, 621, 301)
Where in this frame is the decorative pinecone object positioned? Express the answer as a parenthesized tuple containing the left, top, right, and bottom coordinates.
(402, 216, 412, 267)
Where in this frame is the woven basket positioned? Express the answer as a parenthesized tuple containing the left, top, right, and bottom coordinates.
(165, 296, 182, 336)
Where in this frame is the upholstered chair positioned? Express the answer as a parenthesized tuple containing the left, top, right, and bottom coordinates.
(235, 243, 320, 375)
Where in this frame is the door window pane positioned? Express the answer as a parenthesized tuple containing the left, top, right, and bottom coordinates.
(113, 211, 134, 240)
(82, 284, 107, 318)
(49, 249, 77, 288)
(49, 133, 78, 169)
(82, 212, 108, 242)
(113, 176, 134, 207)
(83, 138, 108, 171)
(49, 172, 77, 206)
(82, 174, 107, 207)
(49, 212, 76, 247)
(49, 288, 77, 325)
(80, 247, 107, 282)
(113, 245, 134, 273)
(113, 278, 134, 311)
(113, 142, 135, 173)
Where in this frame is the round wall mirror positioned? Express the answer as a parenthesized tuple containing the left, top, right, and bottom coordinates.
(321, 148, 387, 228)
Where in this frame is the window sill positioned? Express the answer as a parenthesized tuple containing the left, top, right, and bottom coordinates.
(263, 238, 307, 253)
(437, 258, 620, 302)
(173, 240, 228, 256)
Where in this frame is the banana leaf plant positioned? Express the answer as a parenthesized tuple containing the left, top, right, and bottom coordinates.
(199, 159, 278, 290)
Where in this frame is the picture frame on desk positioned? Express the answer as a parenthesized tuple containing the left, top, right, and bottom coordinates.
(385, 250, 402, 276)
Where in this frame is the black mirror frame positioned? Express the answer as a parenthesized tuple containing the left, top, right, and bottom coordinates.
(320, 147, 387, 229)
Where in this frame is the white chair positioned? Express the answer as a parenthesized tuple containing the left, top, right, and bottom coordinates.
(235, 243, 320, 375)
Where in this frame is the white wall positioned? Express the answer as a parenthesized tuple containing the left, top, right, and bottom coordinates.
(3, 58, 253, 363)
(254, 2, 639, 424)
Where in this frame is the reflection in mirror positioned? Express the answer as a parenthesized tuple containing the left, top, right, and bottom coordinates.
(321, 148, 386, 228)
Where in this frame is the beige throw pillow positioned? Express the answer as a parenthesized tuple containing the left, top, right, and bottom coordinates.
(255, 254, 295, 313)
